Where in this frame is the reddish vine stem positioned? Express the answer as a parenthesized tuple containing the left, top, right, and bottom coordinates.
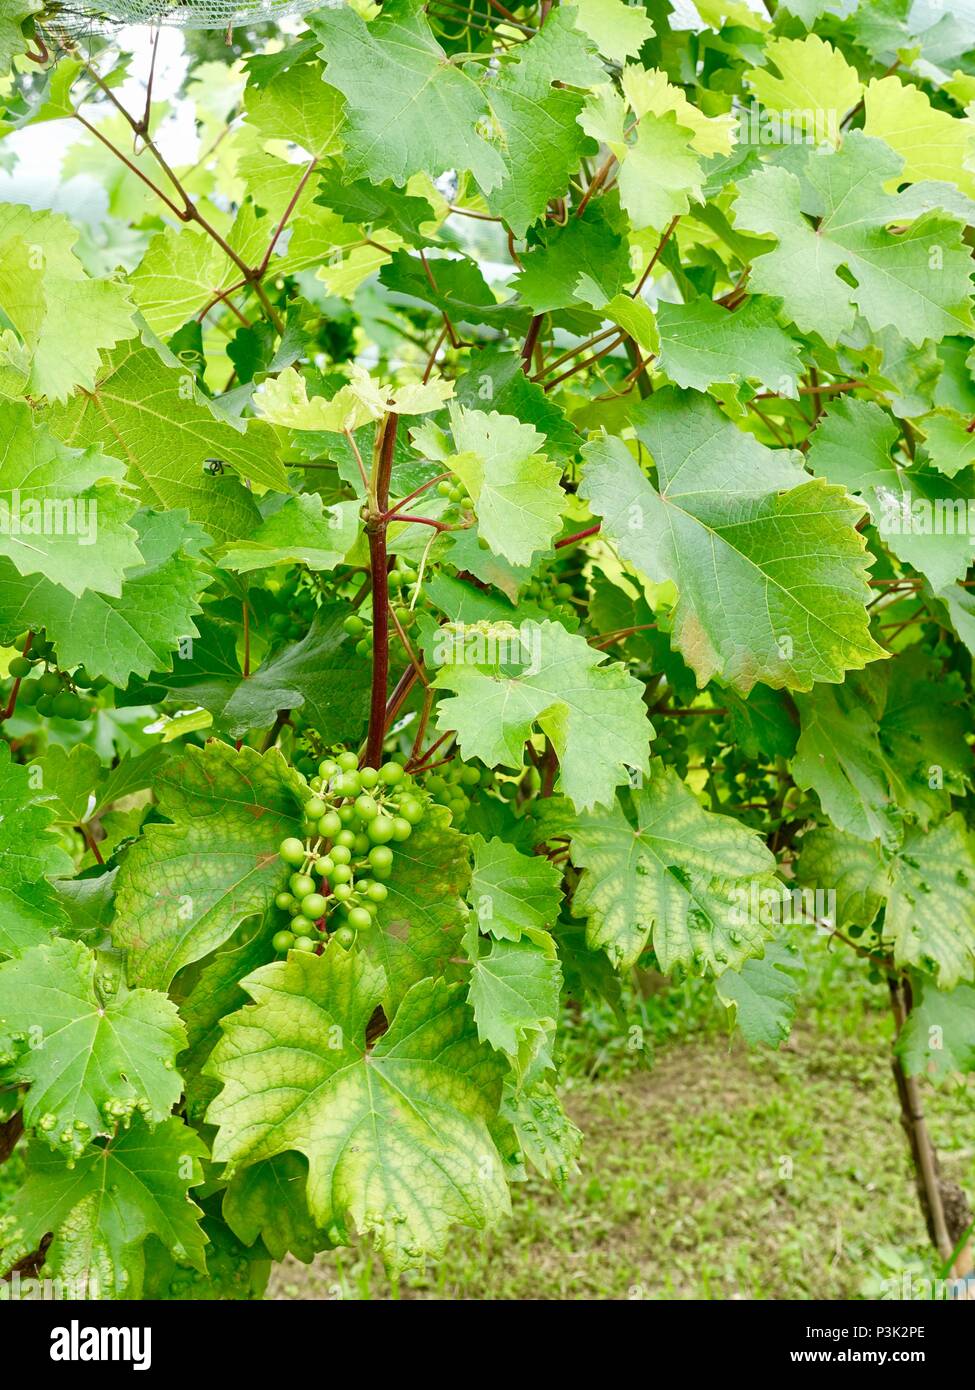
(365, 414, 400, 767)
(556, 524, 601, 549)
(521, 314, 544, 372)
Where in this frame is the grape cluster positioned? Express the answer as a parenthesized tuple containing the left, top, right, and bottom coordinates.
(342, 556, 420, 657)
(435, 478, 473, 520)
(267, 573, 318, 641)
(8, 634, 101, 720)
(521, 573, 576, 615)
(417, 760, 493, 825)
(272, 751, 425, 955)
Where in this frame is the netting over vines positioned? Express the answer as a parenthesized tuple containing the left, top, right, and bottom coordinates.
(48, 0, 335, 31)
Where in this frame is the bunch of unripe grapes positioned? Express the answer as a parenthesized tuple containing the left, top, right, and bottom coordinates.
(342, 557, 421, 656)
(8, 635, 101, 720)
(267, 574, 318, 641)
(521, 574, 576, 614)
(435, 478, 473, 520)
(418, 759, 493, 825)
(271, 751, 425, 956)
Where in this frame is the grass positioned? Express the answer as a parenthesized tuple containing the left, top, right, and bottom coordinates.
(268, 948, 975, 1300)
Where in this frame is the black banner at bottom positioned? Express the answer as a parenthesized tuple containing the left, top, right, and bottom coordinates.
(1, 1296, 971, 1376)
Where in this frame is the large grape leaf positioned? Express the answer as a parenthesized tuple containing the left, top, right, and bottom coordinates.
(310, 0, 505, 191)
(0, 401, 141, 597)
(431, 618, 651, 811)
(807, 397, 975, 592)
(896, 978, 975, 1080)
(0, 1118, 207, 1299)
(45, 339, 288, 544)
(206, 948, 510, 1273)
(358, 806, 471, 1013)
(745, 33, 862, 128)
(243, 59, 345, 161)
(864, 75, 975, 199)
(798, 817, 975, 988)
(0, 938, 184, 1155)
(732, 131, 975, 346)
(549, 762, 778, 973)
(0, 509, 210, 684)
(0, 205, 135, 401)
(128, 226, 239, 339)
(112, 743, 306, 990)
(580, 387, 884, 692)
(0, 743, 71, 959)
(468, 834, 563, 943)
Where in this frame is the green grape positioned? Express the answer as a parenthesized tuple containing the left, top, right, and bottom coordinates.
(279, 837, 306, 867)
(291, 916, 315, 937)
(355, 638, 370, 658)
(319, 759, 339, 780)
(378, 761, 405, 786)
(275, 892, 296, 912)
(302, 892, 327, 919)
(8, 656, 33, 679)
(366, 814, 394, 844)
(335, 771, 361, 797)
(318, 810, 342, 838)
(368, 845, 394, 874)
(331, 863, 353, 885)
(354, 793, 379, 822)
(334, 927, 356, 948)
(336, 751, 359, 772)
(347, 906, 373, 931)
(353, 833, 371, 855)
(343, 614, 366, 638)
(332, 882, 353, 902)
(338, 804, 356, 826)
(292, 936, 317, 953)
(38, 671, 61, 697)
(272, 930, 295, 953)
(330, 844, 352, 866)
(365, 881, 388, 903)
(358, 766, 380, 789)
(289, 872, 315, 899)
(460, 766, 481, 787)
(397, 797, 424, 824)
(304, 796, 327, 820)
(335, 828, 357, 849)
(17, 680, 40, 707)
(390, 817, 413, 842)
(314, 855, 335, 876)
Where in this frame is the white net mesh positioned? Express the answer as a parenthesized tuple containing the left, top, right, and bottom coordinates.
(51, 0, 334, 31)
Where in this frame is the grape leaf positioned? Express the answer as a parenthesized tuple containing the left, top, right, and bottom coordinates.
(0, 743, 71, 959)
(896, 978, 975, 1080)
(215, 494, 360, 575)
(499, 1079, 582, 1190)
(512, 200, 630, 312)
(0, 1118, 207, 1299)
(549, 763, 778, 974)
(0, 401, 141, 597)
(0, 938, 185, 1154)
(244, 60, 345, 161)
(129, 226, 238, 338)
(206, 948, 510, 1273)
(656, 298, 802, 398)
(0, 205, 135, 401)
(745, 34, 861, 131)
(112, 742, 306, 990)
(468, 936, 561, 1076)
(223, 1153, 331, 1265)
(0, 509, 210, 685)
(798, 816, 975, 988)
(573, 0, 654, 62)
(864, 75, 975, 199)
(311, 0, 505, 191)
(431, 618, 652, 811)
(716, 940, 805, 1047)
(732, 131, 975, 346)
(580, 387, 884, 692)
(807, 397, 975, 592)
(468, 834, 563, 942)
(46, 339, 287, 544)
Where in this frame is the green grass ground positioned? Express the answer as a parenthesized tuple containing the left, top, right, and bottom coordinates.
(268, 952, 975, 1300)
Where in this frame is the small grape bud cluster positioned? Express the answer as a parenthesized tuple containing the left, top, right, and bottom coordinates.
(417, 760, 493, 825)
(273, 751, 425, 956)
(8, 633, 102, 720)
